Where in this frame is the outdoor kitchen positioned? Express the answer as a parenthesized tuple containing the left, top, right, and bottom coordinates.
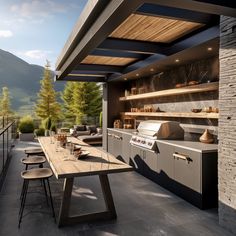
(106, 53, 219, 210)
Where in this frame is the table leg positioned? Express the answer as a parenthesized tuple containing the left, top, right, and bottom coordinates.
(57, 174, 117, 227)
(99, 174, 117, 219)
(58, 178, 74, 226)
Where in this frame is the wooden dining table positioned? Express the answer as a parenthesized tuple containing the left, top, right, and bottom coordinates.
(38, 136, 133, 227)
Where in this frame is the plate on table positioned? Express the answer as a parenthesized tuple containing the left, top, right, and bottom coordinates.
(75, 150, 90, 159)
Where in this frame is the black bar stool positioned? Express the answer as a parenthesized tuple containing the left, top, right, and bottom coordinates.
(24, 148, 44, 157)
(18, 168, 55, 228)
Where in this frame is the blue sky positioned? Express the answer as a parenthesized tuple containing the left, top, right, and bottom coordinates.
(0, 0, 88, 69)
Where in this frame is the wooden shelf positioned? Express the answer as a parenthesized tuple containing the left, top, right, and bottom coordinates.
(119, 82, 219, 101)
(121, 112, 219, 119)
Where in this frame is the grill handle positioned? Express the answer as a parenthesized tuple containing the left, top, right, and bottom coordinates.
(173, 152, 191, 162)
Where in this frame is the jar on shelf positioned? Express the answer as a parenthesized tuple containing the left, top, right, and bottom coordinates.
(131, 87, 137, 95)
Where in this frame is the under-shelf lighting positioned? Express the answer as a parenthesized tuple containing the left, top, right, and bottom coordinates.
(207, 47, 213, 51)
(136, 73, 139, 77)
(175, 59, 180, 63)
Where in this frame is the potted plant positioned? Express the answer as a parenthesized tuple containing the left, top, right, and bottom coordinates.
(18, 116, 35, 141)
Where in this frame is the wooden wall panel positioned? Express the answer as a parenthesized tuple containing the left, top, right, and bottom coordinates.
(81, 55, 137, 66)
(110, 14, 204, 43)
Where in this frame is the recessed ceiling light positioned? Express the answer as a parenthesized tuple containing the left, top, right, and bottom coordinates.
(150, 68, 154, 72)
(175, 59, 180, 63)
(207, 47, 213, 51)
(136, 73, 139, 77)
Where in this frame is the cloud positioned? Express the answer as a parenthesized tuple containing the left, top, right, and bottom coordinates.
(23, 50, 52, 59)
(10, 0, 80, 19)
(0, 30, 13, 38)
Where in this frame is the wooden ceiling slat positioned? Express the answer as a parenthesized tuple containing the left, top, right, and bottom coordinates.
(110, 14, 204, 43)
(81, 55, 137, 66)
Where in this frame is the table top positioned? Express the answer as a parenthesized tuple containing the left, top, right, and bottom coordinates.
(38, 137, 133, 179)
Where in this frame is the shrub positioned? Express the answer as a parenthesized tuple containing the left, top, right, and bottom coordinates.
(34, 127, 45, 136)
(18, 116, 34, 133)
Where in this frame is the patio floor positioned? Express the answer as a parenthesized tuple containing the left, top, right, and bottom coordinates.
(0, 140, 233, 236)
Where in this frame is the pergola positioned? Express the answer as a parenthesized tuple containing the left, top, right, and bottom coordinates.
(55, 0, 235, 83)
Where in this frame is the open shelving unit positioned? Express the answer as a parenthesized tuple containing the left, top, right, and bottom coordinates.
(119, 82, 219, 101)
(121, 112, 219, 119)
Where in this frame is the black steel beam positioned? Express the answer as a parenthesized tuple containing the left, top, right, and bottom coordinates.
(122, 25, 219, 74)
(97, 38, 168, 55)
(90, 48, 148, 59)
(136, 3, 217, 24)
(145, 0, 236, 18)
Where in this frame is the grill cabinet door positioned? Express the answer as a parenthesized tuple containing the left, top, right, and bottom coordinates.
(173, 147, 201, 193)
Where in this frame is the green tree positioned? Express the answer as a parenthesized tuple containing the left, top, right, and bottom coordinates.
(35, 61, 61, 120)
(0, 87, 13, 116)
(61, 81, 76, 120)
(72, 82, 102, 124)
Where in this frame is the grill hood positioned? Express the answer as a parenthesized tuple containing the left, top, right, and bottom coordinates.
(137, 120, 184, 140)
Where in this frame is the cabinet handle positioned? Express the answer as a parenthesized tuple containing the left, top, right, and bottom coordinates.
(173, 153, 191, 162)
(108, 133, 112, 137)
(114, 135, 122, 140)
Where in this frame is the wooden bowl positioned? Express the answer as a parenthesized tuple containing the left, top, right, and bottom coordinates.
(191, 109, 202, 113)
(188, 80, 198, 86)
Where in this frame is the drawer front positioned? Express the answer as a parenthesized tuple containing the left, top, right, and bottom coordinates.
(173, 147, 201, 193)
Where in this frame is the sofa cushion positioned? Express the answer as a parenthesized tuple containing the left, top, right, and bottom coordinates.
(77, 134, 102, 145)
(74, 125, 86, 131)
(76, 130, 91, 136)
(86, 125, 97, 134)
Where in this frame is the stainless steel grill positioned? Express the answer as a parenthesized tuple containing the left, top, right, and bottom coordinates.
(130, 120, 184, 151)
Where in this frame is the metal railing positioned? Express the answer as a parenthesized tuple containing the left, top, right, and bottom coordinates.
(0, 117, 17, 189)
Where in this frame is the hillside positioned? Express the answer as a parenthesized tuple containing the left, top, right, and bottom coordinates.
(0, 49, 65, 115)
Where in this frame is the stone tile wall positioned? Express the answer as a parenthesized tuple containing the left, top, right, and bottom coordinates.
(218, 16, 236, 234)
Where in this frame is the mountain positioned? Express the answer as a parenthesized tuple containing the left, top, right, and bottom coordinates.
(0, 49, 65, 115)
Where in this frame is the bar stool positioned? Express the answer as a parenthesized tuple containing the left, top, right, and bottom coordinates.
(20, 156, 47, 200)
(18, 168, 55, 228)
(21, 156, 46, 170)
(25, 148, 44, 157)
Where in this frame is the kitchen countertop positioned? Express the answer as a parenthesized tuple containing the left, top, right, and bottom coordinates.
(107, 128, 218, 153)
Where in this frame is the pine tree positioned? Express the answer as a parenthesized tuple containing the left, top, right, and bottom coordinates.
(61, 82, 76, 120)
(35, 61, 61, 120)
(72, 82, 102, 124)
(0, 87, 13, 116)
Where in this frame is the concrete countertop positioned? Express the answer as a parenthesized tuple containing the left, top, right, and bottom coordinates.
(156, 140, 218, 153)
(107, 128, 218, 153)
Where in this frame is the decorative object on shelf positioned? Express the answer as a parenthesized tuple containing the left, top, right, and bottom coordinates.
(191, 109, 202, 113)
(188, 80, 199, 86)
(156, 107, 164, 112)
(131, 107, 139, 112)
(124, 90, 130, 96)
(199, 129, 214, 144)
(212, 107, 219, 113)
(123, 117, 135, 129)
(113, 119, 122, 128)
(203, 106, 212, 113)
(175, 83, 186, 88)
(131, 87, 137, 95)
(144, 104, 154, 112)
(138, 87, 145, 94)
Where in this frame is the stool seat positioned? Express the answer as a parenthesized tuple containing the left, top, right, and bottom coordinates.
(25, 148, 44, 156)
(21, 156, 46, 165)
(21, 168, 53, 180)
